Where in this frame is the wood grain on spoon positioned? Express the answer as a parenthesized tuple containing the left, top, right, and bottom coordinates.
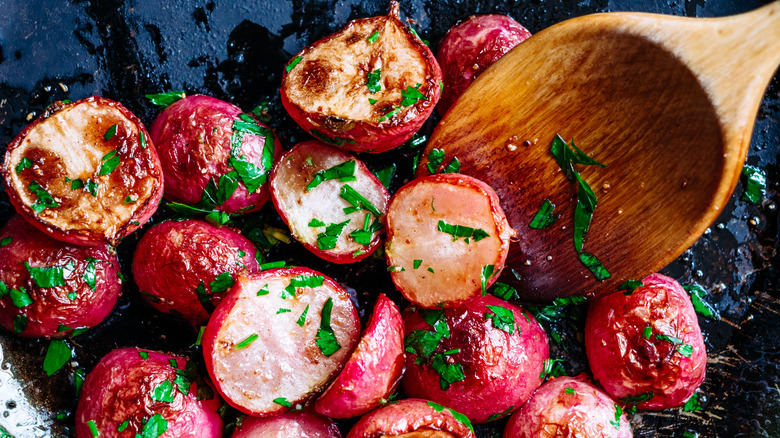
(418, 2, 780, 302)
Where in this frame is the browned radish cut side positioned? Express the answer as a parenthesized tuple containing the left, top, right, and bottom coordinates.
(232, 411, 342, 438)
(270, 141, 389, 263)
(280, 1, 442, 153)
(315, 294, 404, 418)
(202, 267, 360, 416)
(2, 96, 164, 246)
(385, 174, 516, 308)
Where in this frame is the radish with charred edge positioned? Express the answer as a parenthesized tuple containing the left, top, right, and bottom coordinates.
(202, 267, 360, 416)
(504, 375, 633, 438)
(584, 273, 707, 410)
(402, 295, 548, 424)
(280, 1, 442, 153)
(232, 411, 342, 438)
(132, 219, 259, 328)
(150, 94, 281, 214)
(315, 293, 404, 418)
(436, 15, 531, 114)
(75, 348, 223, 438)
(0, 215, 122, 338)
(270, 141, 389, 263)
(385, 173, 516, 308)
(2, 97, 164, 246)
(346, 398, 476, 438)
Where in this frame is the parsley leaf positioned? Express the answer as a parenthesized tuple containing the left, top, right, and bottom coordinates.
(367, 31, 380, 44)
(138, 413, 168, 438)
(316, 298, 341, 356)
(15, 157, 32, 174)
(618, 279, 644, 295)
(437, 220, 490, 242)
(741, 165, 766, 204)
(273, 397, 291, 407)
(43, 339, 73, 376)
(195, 281, 214, 313)
(13, 315, 27, 334)
(683, 283, 719, 320)
(317, 220, 351, 250)
(29, 180, 59, 214)
(340, 184, 381, 216)
(430, 352, 465, 390)
(530, 199, 557, 229)
(210, 272, 234, 294)
(618, 391, 654, 405)
(285, 56, 302, 73)
(579, 252, 611, 280)
(235, 333, 258, 350)
(104, 124, 117, 141)
(427, 148, 445, 174)
(152, 380, 175, 402)
(373, 164, 396, 188)
(399, 85, 426, 106)
(366, 69, 382, 93)
(491, 282, 520, 301)
(307, 161, 356, 191)
(485, 304, 515, 334)
(481, 265, 495, 296)
(83, 258, 98, 291)
(349, 214, 382, 246)
(296, 305, 309, 327)
(146, 91, 185, 108)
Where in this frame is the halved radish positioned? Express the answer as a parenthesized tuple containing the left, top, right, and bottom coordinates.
(280, 1, 442, 153)
(346, 398, 475, 438)
(385, 174, 516, 308)
(232, 411, 342, 438)
(314, 293, 404, 418)
(202, 267, 360, 416)
(2, 97, 164, 246)
(270, 141, 389, 263)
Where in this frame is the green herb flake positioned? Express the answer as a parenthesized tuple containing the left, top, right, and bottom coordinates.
(43, 339, 73, 376)
(16, 157, 33, 174)
(117, 420, 129, 432)
(530, 199, 557, 229)
(257, 285, 270, 296)
(377, 107, 400, 122)
(10, 286, 33, 308)
(431, 352, 465, 390)
(273, 397, 292, 407)
(308, 218, 326, 227)
(619, 279, 644, 295)
(195, 281, 214, 313)
(29, 180, 59, 214)
(368, 97, 378, 105)
(73, 367, 86, 395)
(316, 297, 341, 357)
(210, 272, 234, 293)
(103, 124, 117, 141)
(481, 265, 495, 296)
(399, 85, 426, 106)
(84, 180, 99, 196)
(426, 148, 445, 174)
(0, 237, 12, 247)
(276, 308, 291, 314)
(259, 261, 286, 271)
(285, 275, 325, 299)
(609, 403, 622, 430)
(564, 387, 576, 395)
(285, 56, 302, 73)
(123, 195, 135, 204)
(307, 160, 357, 191)
(683, 392, 702, 412)
(98, 149, 121, 175)
(139, 131, 146, 148)
(487, 405, 515, 422)
(88, 419, 100, 437)
(138, 413, 168, 438)
(234, 333, 259, 350)
(441, 157, 460, 174)
(677, 343, 694, 357)
(387, 265, 405, 272)
(71, 178, 85, 190)
(485, 304, 515, 334)
(13, 315, 27, 335)
(26, 261, 74, 288)
(643, 326, 652, 339)
(741, 165, 766, 204)
(654, 333, 683, 345)
(618, 391, 654, 405)
(139, 351, 149, 359)
(367, 31, 380, 44)
(316, 220, 350, 250)
(340, 184, 381, 216)
(152, 380, 175, 403)
(366, 69, 382, 93)
(579, 252, 611, 280)
(373, 163, 396, 189)
(413, 260, 423, 269)
(425, 402, 474, 433)
(83, 258, 98, 291)
(349, 214, 382, 246)
(146, 91, 185, 107)
(296, 305, 310, 327)
(437, 220, 490, 243)
(491, 282, 520, 301)
(683, 283, 719, 320)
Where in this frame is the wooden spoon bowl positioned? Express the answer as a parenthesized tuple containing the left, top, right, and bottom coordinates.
(418, 2, 780, 301)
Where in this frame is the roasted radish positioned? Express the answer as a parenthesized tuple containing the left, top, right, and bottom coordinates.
(150, 94, 280, 214)
(402, 295, 548, 423)
(504, 375, 633, 438)
(202, 267, 360, 416)
(314, 294, 404, 418)
(0, 215, 121, 338)
(270, 141, 389, 263)
(232, 411, 342, 438)
(385, 173, 516, 308)
(2, 97, 164, 246)
(132, 219, 260, 327)
(346, 398, 475, 438)
(584, 273, 707, 410)
(280, 2, 442, 153)
(436, 15, 531, 114)
(75, 348, 223, 438)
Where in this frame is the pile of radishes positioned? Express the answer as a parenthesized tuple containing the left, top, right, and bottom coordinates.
(0, 2, 708, 437)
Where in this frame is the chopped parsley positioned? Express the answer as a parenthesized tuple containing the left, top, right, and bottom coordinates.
(195, 281, 213, 313)
(315, 297, 341, 357)
(366, 69, 382, 93)
(13, 315, 27, 334)
(368, 97, 377, 105)
(258, 261, 286, 271)
(234, 333, 258, 350)
(741, 165, 766, 204)
(138, 413, 167, 438)
(29, 180, 59, 214)
(487, 405, 515, 421)
(124, 195, 135, 204)
(367, 31, 380, 44)
(609, 404, 622, 430)
(15, 157, 32, 174)
(564, 387, 576, 395)
(619, 279, 644, 295)
(277, 308, 291, 314)
(285, 275, 325, 298)
(683, 392, 702, 412)
(103, 124, 117, 141)
(139, 131, 146, 148)
(146, 91, 185, 107)
(43, 339, 73, 376)
(228, 114, 274, 193)
(426, 148, 445, 174)
(87, 420, 99, 437)
(152, 380, 175, 403)
(441, 156, 460, 174)
(683, 283, 719, 320)
(491, 282, 520, 301)
(643, 326, 653, 339)
(437, 220, 489, 243)
(83, 258, 99, 291)
(430, 352, 465, 390)
(579, 252, 611, 280)
(273, 397, 291, 407)
(399, 85, 426, 106)
(373, 164, 396, 188)
(426, 402, 474, 433)
(0, 237, 10, 247)
(677, 343, 694, 357)
(481, 265, 495, 295)
(340, 184, 381, 216)
(540, 358, 566, 380)
(98, 149, 121, 175)
(377, 107, 400, 122)
(296, 305, 309, 327)
(210, 272, 234, 294)
(618, 391, 654, 405)
(413, 260, 423, 269)
(10, 286, 33, 308)
(387, 266, 405, 272)
(308, 218, 326, 227)
(307, 160, 356, 191)
(84, 180, 99, 196)
(285, 56, 302, 73)
(529, 199, 557, 229)
(25, 261, 73, 288)
(317, 220, 351, 250)
(349, 214, 382, 246)
(117, 420, 129, 432)
(427, 267, 435, 273)
(139, 351, 149, 359)
(485, 304, 515, 334)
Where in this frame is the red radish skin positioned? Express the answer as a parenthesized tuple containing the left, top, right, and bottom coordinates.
(132, 219, 259, 328)
(270, 141, 389, 264)
(504, 376, 633, 438)
(385, 173, 516, 308)
(150, 94, 281, 214)
(75, 348, 223, 438)
(402, 295, 548, 423)
(202, 267, 360, 416)
(0, 215, 121, 338)
(315, 294, 405, 418)
(2, 97, 164, 246)
(280, 2, 442, 153)
(436, 15, 531, 114)
(584, 273, 707, 410)
(232, 411, 342, 438)
(346, 398, 475, 438)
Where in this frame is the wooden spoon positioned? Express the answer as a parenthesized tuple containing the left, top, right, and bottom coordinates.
(418, 2, 780, 302)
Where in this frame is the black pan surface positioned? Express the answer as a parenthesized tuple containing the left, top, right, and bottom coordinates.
(0, 0, 778, 437)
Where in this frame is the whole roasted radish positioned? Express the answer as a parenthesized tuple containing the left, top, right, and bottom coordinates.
(2, 97, 163, 246)
(280, 1, 442, 153)
(0, 215, 121, 338)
